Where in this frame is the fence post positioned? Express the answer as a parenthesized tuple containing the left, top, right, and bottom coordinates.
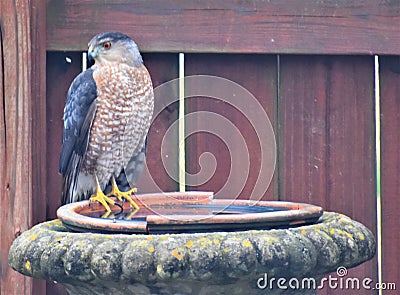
(0, 1, 46, 294)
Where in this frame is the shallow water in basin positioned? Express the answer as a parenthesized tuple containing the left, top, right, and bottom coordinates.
(83, 203, 287, 220)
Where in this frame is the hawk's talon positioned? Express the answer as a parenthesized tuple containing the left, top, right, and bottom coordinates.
(89, 175, 115, 215)
(106, 176, 140, 211)
(89, 190, 115, 213)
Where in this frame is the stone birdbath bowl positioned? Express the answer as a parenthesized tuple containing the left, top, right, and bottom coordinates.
(8, 192, 375, 295)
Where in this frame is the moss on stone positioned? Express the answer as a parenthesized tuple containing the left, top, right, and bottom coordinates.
(8, 212, 375, 295)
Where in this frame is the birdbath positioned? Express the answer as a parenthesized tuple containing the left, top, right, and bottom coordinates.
(8, 192, 375, 295)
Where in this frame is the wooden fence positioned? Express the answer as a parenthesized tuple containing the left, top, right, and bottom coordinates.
(1, 1, 399, 294)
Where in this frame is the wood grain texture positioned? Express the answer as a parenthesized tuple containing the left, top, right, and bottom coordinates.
(46, 0, 400, 54)
(278, 55, 377, 294)
(380, 56, 400, 294)
(185, 54, 278, 200)
(0, 0, 47, 294)
(30, 2, 48, 294)
(0, 14, 5, 295)
(136, 53, 179, 193)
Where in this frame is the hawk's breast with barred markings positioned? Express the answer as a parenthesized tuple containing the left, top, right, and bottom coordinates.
(82, 63, 154, 187)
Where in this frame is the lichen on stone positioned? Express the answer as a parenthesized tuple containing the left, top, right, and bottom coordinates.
(8, 212, 376, 295)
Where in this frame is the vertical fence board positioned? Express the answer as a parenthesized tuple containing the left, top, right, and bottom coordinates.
(0, 1, 46, 294)
(323, 56, 377, 295)
(278, 56, 329, 206)
(0, 13, 4, 295)
(30, 0, 47, 229)
(185, 54, 277, 200)
(380, 56, 400, 293)
(279, 55, 377, 294)
(29, 1, 47, 294)
(137, 53, 179, 193)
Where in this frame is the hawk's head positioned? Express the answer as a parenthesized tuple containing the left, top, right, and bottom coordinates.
(88, 32, 143, 67)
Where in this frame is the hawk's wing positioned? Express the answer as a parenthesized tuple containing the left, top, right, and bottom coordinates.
(59, 68, 97, 204)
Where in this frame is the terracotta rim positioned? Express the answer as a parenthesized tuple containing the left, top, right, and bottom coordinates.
(57, 191, 323, 233)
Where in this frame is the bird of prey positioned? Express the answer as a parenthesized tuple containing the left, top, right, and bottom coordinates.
(59, 32, 154, 213)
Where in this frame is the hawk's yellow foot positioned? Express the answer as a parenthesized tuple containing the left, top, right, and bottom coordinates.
(89, 175, 115, 215)
(107, 176, 140, 211)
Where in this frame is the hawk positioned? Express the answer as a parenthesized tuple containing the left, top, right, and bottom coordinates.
(59, 32, 154, 213)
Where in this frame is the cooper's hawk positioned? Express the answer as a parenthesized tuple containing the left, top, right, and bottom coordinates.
(59, 32, 154, 213)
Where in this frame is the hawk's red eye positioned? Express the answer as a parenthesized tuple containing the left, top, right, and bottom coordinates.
(103, 41, 111, 50)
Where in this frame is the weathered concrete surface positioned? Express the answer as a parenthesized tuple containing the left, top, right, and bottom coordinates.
(8, 212, 375, 295)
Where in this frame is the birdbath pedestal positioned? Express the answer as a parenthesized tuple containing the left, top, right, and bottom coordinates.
(8, 193, 375, 295)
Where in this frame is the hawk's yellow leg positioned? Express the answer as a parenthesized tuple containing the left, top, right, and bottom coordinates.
(89, 175, 115, 215)
(106, 176, 140, 211)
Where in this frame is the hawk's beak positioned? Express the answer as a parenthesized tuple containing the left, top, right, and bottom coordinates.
(88, 45, 98, 64)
